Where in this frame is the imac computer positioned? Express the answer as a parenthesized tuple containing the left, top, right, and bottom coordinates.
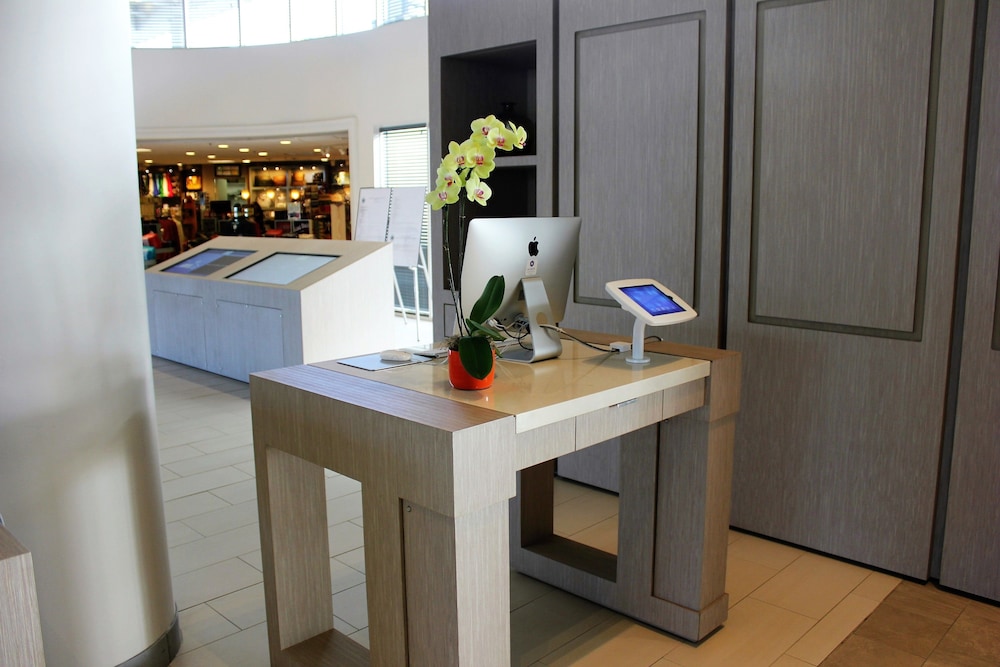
(460, 216, 582, 363)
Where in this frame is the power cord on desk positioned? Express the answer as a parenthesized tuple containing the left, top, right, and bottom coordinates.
(538, 325, 616, 352)
(538, 325, 666, 353)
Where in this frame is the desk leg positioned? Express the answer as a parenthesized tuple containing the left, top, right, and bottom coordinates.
(653, 414, 735, 637)
(362, 488, 408, 666)
(397, 500, 511, 667)
(256, 446, 332, 663)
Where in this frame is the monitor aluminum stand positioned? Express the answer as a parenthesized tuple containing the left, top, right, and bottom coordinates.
(501, 276, 563, 363)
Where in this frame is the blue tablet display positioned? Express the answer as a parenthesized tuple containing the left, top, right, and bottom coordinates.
(620, 284, 686, 316)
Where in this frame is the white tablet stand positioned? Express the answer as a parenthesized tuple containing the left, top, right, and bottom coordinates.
(605, 279, 698, 364)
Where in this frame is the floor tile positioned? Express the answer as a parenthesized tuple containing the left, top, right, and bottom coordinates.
(168, 521, 206, 548)
(164, 492, 232, 523)
(820, 634, 924, 667)
(852, 601, 951, 659)
(511, 571, 555, 611)
(727, 532, 804, 571)
(750, 553, 869, 620)
(725, 556, 779, 608)
(210, 478, 257, 505)
(326, 473, 362, 499)
(239, 550, 262, 571)
(511, 589, 614, 667)
(159, 425, 228, 449)
(336, 546, 366, 574)
(173, 558, 263, 610)
(331, 582, 369, 630)
(164, 445, 254, 478)
(667, 597, 814, 667)
(785, 593, 881, 664)
(769, 656, 813, 667)
(925, 602, 1000, 666)
(327, 520, 365, 557)
(851, 571, 900, 602)
(329, 556, 366, 594)
(207, 583, 266, 630)
(879, 580, 968, 625)
(169, 523, 262, 575)
(168, 622, 270, 667)
(174, 605, 241, 656)
(192, 431, 254, 455)
(181, 500, 258, 537)
(567, 515, 618, 554)
(162, 467, 253, 503)
(160, 444, 206, 464)
(552, 488, 619, 536)
(537, 617, 681, 666)
(326, 491, 363, 526)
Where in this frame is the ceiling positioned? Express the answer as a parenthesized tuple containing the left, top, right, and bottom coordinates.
(136, 132, 350, 170)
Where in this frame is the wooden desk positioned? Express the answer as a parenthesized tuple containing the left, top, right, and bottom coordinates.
(0, 527, 45, 666)
(250, 335, 740, 666)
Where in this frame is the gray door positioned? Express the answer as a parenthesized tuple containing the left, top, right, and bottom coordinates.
(939, 0, 1000, 601)
(727, 0, 975, 578)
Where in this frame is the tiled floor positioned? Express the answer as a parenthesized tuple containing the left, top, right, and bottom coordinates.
(154, 316, 995, 666)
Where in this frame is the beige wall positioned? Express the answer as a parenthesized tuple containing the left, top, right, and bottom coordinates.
(131, 18, 430, 194)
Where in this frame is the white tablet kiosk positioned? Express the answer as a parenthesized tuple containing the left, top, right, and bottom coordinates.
(605, 279, 697, 364)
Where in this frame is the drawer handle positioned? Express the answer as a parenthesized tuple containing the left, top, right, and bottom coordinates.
(611, 398, 638, 408)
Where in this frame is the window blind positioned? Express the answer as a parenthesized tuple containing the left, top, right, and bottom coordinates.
(379, 126, 431, 314)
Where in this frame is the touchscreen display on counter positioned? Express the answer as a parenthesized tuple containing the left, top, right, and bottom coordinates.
(620, 284, 686, 316)
(226, 253, 338, 285)
(163, 249, 253, 276)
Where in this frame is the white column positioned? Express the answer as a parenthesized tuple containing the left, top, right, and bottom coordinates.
(0, 1, 175, 665)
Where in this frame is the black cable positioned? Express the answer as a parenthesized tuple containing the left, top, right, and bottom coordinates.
(538, 324, 615, 352)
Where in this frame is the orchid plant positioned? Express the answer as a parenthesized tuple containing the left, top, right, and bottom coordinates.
(426, 115, 528, 379)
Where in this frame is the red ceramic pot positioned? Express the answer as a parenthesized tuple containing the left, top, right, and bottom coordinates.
(447, 349, 495, 390)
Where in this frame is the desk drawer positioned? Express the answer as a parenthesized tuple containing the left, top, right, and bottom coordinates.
(517, 418, 575, 470)
(576, 393, 662, 450)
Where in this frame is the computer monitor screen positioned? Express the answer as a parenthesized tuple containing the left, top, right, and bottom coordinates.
(460, 217, 581, 361)
(226, 253, 338, 285)
(162, 248, 254, 276)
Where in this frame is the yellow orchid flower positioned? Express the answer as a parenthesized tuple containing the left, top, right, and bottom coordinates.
(446, 140, 468, 169)
(436, 163, 462, 189)
(488, 123, 518, 151)
(471, 115, 504, 144)
(425, 182, 460, 210)
(464, 137, 496, 179)
(510, 122, 528, 150)
(465, 173, 492, 205)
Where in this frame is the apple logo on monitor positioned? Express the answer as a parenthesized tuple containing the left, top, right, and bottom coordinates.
(528, 236, 539, 256)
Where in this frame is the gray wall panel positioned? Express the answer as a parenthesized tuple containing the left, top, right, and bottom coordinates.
(750, 0, 932, 334)
(574, 18, 700, 308)
(559, 0, 727, 348)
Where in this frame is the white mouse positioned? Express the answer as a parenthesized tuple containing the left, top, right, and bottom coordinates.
(380, 349, 412, 362)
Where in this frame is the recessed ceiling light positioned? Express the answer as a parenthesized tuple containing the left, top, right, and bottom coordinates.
(280, 140, 291, 145)
(242, 159, 251, 163)
(144, 159, 153, 163)
(185, 151, 195, 156)
(207, 154, 216, 159)
(239, 148, 250, 153)
(258, 151, 268, 157)
(136, 147, 151, 153)
(218, 144, 229, 149)
(313, 148, 322, 153)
